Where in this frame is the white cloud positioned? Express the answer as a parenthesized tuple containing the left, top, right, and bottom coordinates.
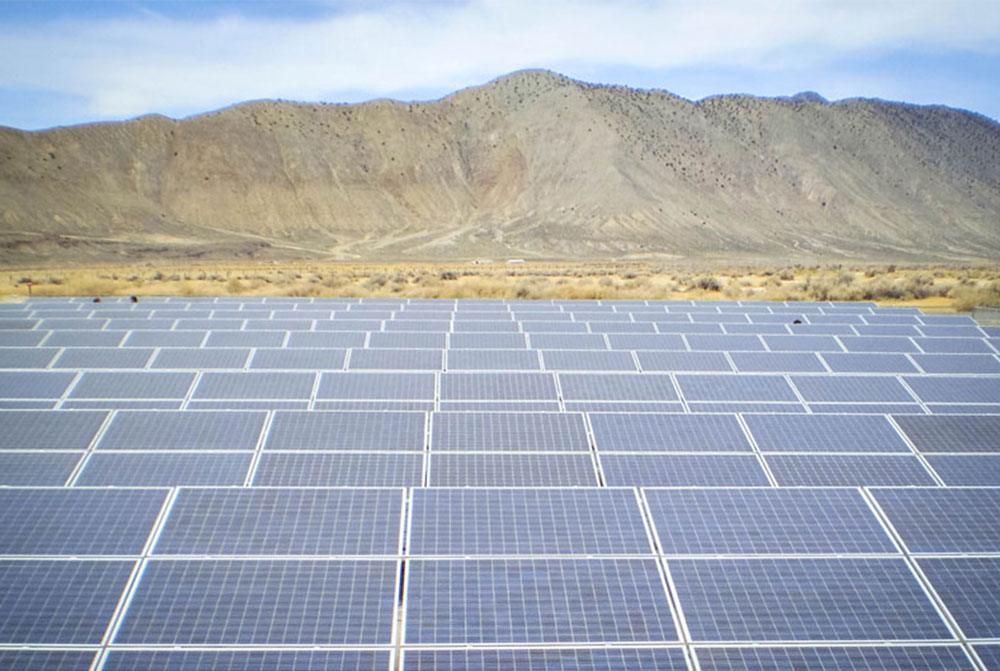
(2, 0, 998, 121)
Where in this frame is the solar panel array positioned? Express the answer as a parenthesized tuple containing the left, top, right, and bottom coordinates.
(1, 296, 998, 670)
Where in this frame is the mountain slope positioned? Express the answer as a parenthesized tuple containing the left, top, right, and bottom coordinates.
(1, 70, 998, 264)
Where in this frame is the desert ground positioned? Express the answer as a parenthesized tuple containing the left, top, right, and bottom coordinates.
(3, 262, 999, 310)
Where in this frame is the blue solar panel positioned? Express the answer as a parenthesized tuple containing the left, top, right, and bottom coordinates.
(98, 411, 266, 450)
(645, 488, 895, 554)
(53, 348, 154, 369)
(317, 372, 435, 399)
(730, 351, 826, 372)
(404, 648, 688, 670)
(559, 373, 678, 400)
(45, 332, 127, 348)
(695, 646, 973, 670)
(925, 455, 1000, 485)
(449, 333, 527, 349)
(791, 375, 917, 402)
(839, 336, 919, 353)
(404, 559, 677, 644)
(531, 336, 609, 352)
(0, 410, 107, 449)
(77, 452, 253, 486)
(686, 334, 765, 351)
(265, 411, 425, 451)
(601, 455, 770, 486)
(408, 489, 651, 555)
(0, 371, 76, 398)
(670, 558, 949, 642)
(206, 331, 286, 347)
(914, 354, 1000, 374)
(541, 350, 637, 371)
(439, 372, 556, 400)
(194, 372, 316, 399)
(744, 414, 910, 453)
(565, 401, 684, 412)
(589, 413, 751, 452)
(919, 558, 1000, 639)
(636, 351, 732, 371)
(446, 349, 540, 370)
(286, 331, 365, 348)
(894, 415, 1000, 452)
(254, 452, 423, 486)
(0, 559, 134, 643)
(976, 645, 1000, 670)
(250, 349, 347, 370)
(0, 348, 60, 369)
(155, 489, 402, 555)
(607, 334, 686, 350)
(0, 452, 82, 485)
(915, 337, 994, 354)
(70, 371, 195, 399)
(766, 455, 937, 486)
(874, 488, 1000, 553)
(0, 331, 48, 346)
(152, 348, 250, 369)
(103, 650, 392, 671)
(428, 453, 596, 486)
(0, 489, 166, 555)
(654, 322, 723, 334)
(676, 374, 798, 401)
(688, 402, 806, 413)
(904, 377, 1000, 404)
(431, 412, 589, 451)
(116, 559, 397, 644)
(821, 353, 920, 373)
(762, 335, 842, 351)
(125, 331, 206, 347)
(0, 650, 98, 671)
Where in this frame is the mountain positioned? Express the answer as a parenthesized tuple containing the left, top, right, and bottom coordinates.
(1, 70, 998, 264)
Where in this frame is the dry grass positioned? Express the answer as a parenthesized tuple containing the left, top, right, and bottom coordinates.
(3, 262, 1000, 310)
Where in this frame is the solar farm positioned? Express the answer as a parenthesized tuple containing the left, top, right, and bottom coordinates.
(1, 296, 1000, 670)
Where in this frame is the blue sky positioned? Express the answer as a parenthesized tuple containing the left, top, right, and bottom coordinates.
(1, 0, 998, 130)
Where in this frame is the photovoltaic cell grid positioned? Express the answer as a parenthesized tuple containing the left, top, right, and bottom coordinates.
(3, 298, 1000, 659)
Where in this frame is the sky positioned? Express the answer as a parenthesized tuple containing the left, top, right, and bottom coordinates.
(0, 0, 998, 130)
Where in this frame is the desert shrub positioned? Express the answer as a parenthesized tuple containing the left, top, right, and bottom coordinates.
(697, 276, 722, 291)
(950, 281, 1000, 311)
(440, 271, 458, 281)
(836, 272, 854, 285)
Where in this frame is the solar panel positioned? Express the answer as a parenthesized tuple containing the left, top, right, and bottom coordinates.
(0, 371, 76, 398)
(403, 559, 677, 643)
(440, 401, 561, 411)
(729, 351, 826, 372)
(686, 334, 765, 351)
(529, 334, 608, 350)
(62, 400, 183, 410)
(317, 372, 435, 399)
(915, 337, 994, 354)
(37, 318, 103, 330)
(431, 412, 588, 451)
(102, 650, 392, 671)
(745, 414, 910, 453)
(914, 354, 1000, 374)
(286, 331, 365, 348)
(452, 320, 520, 332)
(645, 488, 895, 554)
(722, 323, 790, 335)
(542, 350, 637, 371)
(205, 331, 286, 347)
(918, 557, 1000, 639)
(194, 371, 316, 399)
(152, 348, 250, 369)
(175, 318, 244, 330)
(77, 452, 253, 486)
(976, 645, 1000, 669)
(600, 454, 770, 486)
(0, 649, 99, 671)
(676, 374, 798, 401)
(155, 489, 402, 556)
(0, 410, 107, 449)
(0, 348, 60, 369)
(894, 415, 1000, 452)
(636, 351, 733, 372)
(98, 411, 266, 450)
(439, 372, 556, 400)
(403, 648, 688, 671)
(925, 455, 1000, 485)
(821, 353, 920, 373)
(69, 371, 195, 399)
(873, 488, 1000, 553)
(839, 336, 919, 353)
(408, 489, 651, 555)
(446, 350, 540, 370)
(250, 348, 347, 370)
(428, 453, 597, 486)
(449, 333, 527, 349)
(853, 324, 921, 336)
(694, 646, 973, 670)
(0, 331, 49, 346)
(588, 322, 656, 333)
(384, 320, 450, 332)
(904, 376, 1000, 404)
(0, 452, 82, 485)
(520, 320, 589, 333)
(349, 349, 443, 370)
(265, 411, 425, 451)
(254, 452, 423, 486)
(116, 559, 397, 644)
(790, 375, 914, 402)
(606, 334, 686, 350)
(765, 455, 937, 486)
(124, 331, 206, 347)
(670, 557, 949, 641)
(0, 489, 166, 555)
(558, 373, 677, 401)
(589, 413, 751, 452)
(0, 559, 134, 643)
(368, 332, 447, 348)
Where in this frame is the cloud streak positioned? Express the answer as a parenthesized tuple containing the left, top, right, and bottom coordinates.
(2, 0, 998, 127)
